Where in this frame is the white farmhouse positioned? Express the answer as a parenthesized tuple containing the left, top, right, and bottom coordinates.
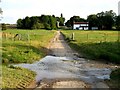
(73, 22, 89, 30)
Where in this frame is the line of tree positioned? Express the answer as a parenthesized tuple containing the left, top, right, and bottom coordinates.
(65, 10, 120, 30)
(17, 14, 65, 30)
(16, 10, 120, 30)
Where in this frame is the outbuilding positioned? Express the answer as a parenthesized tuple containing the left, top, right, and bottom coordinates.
(73, 22, 89, 30)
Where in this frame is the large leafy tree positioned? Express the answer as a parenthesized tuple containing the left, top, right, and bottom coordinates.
(97, 10, 116, 30)
(87, 14, 99, 29)
(102, 15, 114, 30)
(65, 16, 86, 28)
(65, 20, 71, 27)
(40, 15, 50, 24)
(17, 19, 23, 29)
(24, 16, 31, 29)
(116, 15, 120, 30)
(50, 15, 57, 29)
(30, 17, 42, 29)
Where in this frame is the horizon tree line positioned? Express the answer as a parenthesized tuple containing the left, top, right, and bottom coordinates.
(17, 14, 65, 30)
(65, 10, 120, 30)
(2, 10, 120, 30)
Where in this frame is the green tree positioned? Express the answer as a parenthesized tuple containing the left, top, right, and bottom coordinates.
(24, 16, 31, 29)
(59, 13, 65, 26)
(31, 22, 42, 29)
(65, 20, 71, 27)
(102, 15, 114, 29)
(30, 17, 41, 29)
(116, 15, 120, 30)
(16, 14, 63, 30)
(87, 14, 99, 29)
(50, 15, 57, 29)
(2, 23, 7, 30)
(44, 23, 51, 30)
(40, 15, 50, 24)
(97, 10, 116, 30)
(69, 16, 81, 27)
(65, 16, 86, 28)
(17, 19, 23, 29)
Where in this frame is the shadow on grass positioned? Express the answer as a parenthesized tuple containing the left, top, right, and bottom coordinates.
(68, 41, 120, 64)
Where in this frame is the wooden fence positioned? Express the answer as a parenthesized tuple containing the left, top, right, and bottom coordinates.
(68, 32, 119, 43)
(2, 32, 30, 41)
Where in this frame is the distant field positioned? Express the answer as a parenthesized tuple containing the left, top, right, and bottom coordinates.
(61, 30, 120, 64)
(1, 29, 56, 88)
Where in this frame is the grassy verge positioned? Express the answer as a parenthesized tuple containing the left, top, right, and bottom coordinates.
(2, 65, 36, 88)
(61, 30, 120, 64)
(105, 68, 120, 88)
(1, 29, 56, 88)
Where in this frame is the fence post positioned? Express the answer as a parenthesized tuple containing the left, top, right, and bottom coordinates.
(27, 34, 30, 42)
(104, 33, 107, 42)
(71, 32, 75, 40)
(87, 33, 88, 42)
(18, 34, 21, 40)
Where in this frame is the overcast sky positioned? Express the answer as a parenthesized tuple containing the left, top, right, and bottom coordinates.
(0, 0, 120, 24)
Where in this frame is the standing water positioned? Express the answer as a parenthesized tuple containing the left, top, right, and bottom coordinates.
(14, 55, 111, 88)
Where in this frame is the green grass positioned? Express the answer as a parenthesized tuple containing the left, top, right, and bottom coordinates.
(1, 29, 56, 88)
(2, 65, 36, 88)
(105, 68, 120, 88)
(2, 29, 56, 64)
(62, 30, 120, 88)
(61, 30, 120, 64)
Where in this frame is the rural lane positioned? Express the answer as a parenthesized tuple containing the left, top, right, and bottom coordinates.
(14, 31, 119, 89)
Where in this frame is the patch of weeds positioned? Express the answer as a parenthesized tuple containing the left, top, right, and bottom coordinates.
(8, 65, 22, 70)
(105, 68, 120, 88)
(110, 68, 120, 80)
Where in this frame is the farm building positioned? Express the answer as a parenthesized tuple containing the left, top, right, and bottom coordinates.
(73, 22, 89, 30)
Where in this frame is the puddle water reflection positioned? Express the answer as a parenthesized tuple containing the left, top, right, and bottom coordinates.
(14, 55, 111, 84)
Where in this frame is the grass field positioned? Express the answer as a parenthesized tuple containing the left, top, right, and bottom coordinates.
(2, 29, 55, 64)
(62, 30, 120, 88)
(61, 30, 120, 64)
(1, 29, 56, 88)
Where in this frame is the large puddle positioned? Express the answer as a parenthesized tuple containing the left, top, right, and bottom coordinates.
(14, 55, 111, 85)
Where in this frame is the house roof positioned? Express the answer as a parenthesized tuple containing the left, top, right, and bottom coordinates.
(73, 22, 89, 24)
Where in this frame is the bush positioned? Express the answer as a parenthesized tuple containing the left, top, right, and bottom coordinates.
(2, 23, 7, 30)
(110, 68, 120, 80)
(44, 23, 51, 30)
(2, 58, 9, 63)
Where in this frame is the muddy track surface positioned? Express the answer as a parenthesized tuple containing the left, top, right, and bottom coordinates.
(14, 31, 120, 89)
